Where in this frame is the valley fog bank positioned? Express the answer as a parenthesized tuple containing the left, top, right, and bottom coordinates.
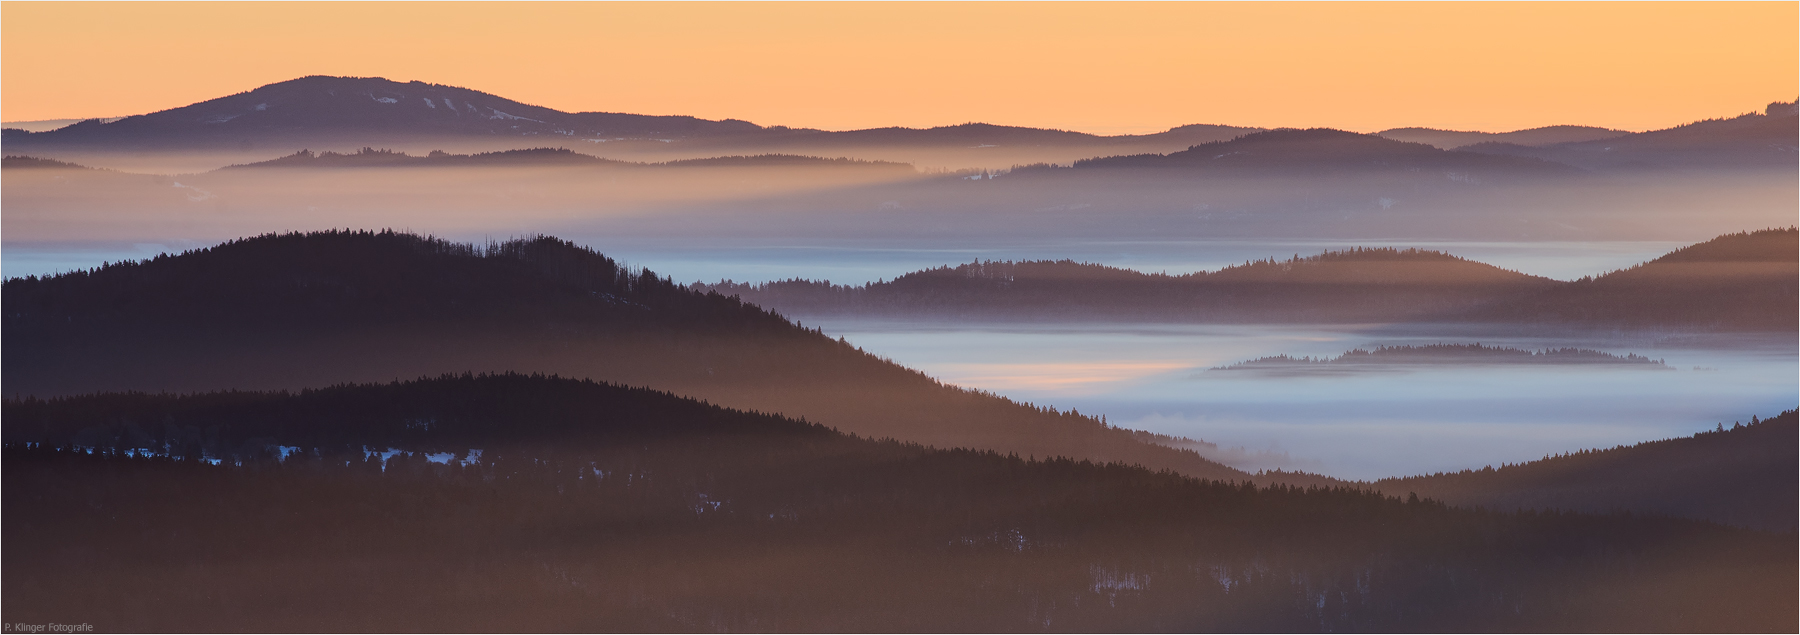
(808, 319, 1799, 480)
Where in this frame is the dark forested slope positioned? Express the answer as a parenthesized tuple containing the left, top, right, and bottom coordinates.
(5, 375, 1793, 632)
(1, 230, 1241, 480)
(1369, 410, 1799, 532)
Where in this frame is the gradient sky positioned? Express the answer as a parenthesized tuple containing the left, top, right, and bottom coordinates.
(3, 2, 1795, 134)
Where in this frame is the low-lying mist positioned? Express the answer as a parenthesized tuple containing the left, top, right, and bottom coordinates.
(808, 319, 1799, 480)
(3, 154, 1792, 281)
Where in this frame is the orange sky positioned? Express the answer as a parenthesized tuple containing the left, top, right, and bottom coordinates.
(3, 2, 1795, 134)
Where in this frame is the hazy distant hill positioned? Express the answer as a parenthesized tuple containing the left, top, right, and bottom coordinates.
(1473, 228, 1799, 330)
(1061, 128, 1580, 177)
(1, 230, 1241, 481)
(741, 121, 1261, 151)
(222, 147, 622, 169)
(8, 374, 1791, 631)
(698, 247, 1559, 323)
(1460, 101, 1799, 171)
(1377, 125, 1627, 150)
(212, 147, 911, 172)
(700, 231, 1797, 330)
(1369, 410, 1799, 531)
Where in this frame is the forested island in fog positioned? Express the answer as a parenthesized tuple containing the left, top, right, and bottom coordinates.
(1208, 344, 1670, 376)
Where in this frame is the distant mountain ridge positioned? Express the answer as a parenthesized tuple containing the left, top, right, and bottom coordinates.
(1064, 128, 1578, 177)
(211, 147, 912, 171)
(0, 75, 1259, 157)
(1459, 100, 1799, 170)
(1, 76, 766, 148)
(5, 76, 1787, 176)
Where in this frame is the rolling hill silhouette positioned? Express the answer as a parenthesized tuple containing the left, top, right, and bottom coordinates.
(1, 230, 1243, 481)
(699, 230, 1797, 330)
(1474, 227, 1799, 330)
(702, 247, 1546, 324)
(1062, 128, 1580, 177)
(1460, 100, 1799, 171)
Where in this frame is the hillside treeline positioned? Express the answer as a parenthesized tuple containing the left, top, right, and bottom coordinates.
(5, 374, 1793, 632)
(1365, 410, 1799, 531)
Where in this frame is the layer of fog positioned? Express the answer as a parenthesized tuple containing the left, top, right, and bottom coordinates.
(3, 160, 1791, 280)
(808, 319, 1799, 481)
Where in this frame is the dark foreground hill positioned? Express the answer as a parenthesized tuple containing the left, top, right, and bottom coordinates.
(1, 230, 1241, 481)
(5, 374, 1793, 632)
(1365, 410, 1800, 532)
(700, 229, 1798, 330)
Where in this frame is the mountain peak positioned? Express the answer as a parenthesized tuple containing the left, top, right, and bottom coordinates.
(7, 76, 767, 149)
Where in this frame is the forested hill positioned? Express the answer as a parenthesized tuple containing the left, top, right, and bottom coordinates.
(1459, 101, 1799, 171)
(1473, 227, 1799, 330)
(5, 374, 1793, 631)
(698, 248, 1558, 323)
(697, 230, 1798, 330)
(1366, 410, 1799, 531)
(1, 230, 1244, 481)
(0, 155, 101, 170)
(3, 374, 834, 454)
(1064, 128, 1577, 177)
